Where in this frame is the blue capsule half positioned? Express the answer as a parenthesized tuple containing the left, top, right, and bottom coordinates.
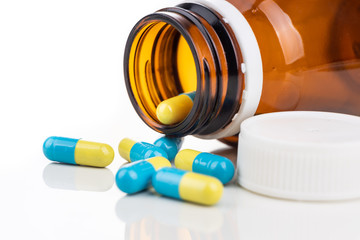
(115, 157, 171, 194)
(118, 138, 168, 162)
(154, 136, 183, 161)
(174, 149, 235, 184)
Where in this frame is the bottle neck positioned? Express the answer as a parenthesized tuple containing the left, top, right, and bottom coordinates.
(124, 2, 246, 137)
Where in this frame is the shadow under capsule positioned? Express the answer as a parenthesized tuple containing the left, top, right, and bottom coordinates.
(210, 147, 238, 165)
(43, 162, 114, 192)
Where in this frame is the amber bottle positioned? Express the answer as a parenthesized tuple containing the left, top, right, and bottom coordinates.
(123, 0, 360, 143)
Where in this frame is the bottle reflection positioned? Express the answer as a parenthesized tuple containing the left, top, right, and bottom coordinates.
(43, 162, 114, 191)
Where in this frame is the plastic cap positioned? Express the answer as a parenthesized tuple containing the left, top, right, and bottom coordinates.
(237, 111, 360, 201)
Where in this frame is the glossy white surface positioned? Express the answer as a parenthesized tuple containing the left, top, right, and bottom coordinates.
(1, 0, 360, 239)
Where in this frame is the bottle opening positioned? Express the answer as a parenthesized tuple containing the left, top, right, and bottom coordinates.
(126, 19, 198, 124)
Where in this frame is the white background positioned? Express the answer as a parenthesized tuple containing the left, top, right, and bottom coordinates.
(1, 0, 360, 239)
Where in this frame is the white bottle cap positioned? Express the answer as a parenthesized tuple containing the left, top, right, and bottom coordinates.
(237, 111, 360, 201)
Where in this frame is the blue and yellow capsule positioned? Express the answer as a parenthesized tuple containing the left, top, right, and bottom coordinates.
(175, 149, 235, 184)
(154, 136, 183, 161)
(152, 167, 223, 206)
(156, 91, 195, 125)
(118, 138, 168, 162)
(116, 156, 171, 194)
(43, 136, 114, 167)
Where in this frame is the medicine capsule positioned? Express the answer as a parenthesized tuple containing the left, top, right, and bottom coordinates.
(154, 136, 184, 161)
(152, 167, 223, 206)
(118, 138, 168, 162)
(43, 136, 114, 167)
(175, 149, 235, 184)
(116, 157, 171, 194)
(156, 91, 195, 125)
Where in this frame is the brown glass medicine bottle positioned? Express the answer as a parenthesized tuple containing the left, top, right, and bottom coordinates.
(123, 0, 360, 143)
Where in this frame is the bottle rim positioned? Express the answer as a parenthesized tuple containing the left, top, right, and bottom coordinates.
(192, 0, 263, 139)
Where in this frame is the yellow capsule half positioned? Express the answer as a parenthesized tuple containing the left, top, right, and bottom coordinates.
(174, 149, 201, 170)
(75, 140, 114, 167)
(179, 172, 223, 205)
(118, 138, 136, 161)
(156, 92, 195, 125)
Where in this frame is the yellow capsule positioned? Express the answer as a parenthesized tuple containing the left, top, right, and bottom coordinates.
(43, 136, 114, 167)
(152, 167, 223, 206)
(156, 92, 195, 125)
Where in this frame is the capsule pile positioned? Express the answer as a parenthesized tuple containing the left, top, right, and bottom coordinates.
(43, 134, 235, 206)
